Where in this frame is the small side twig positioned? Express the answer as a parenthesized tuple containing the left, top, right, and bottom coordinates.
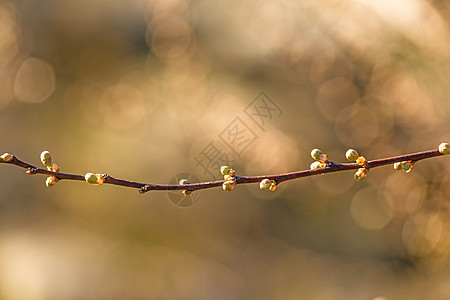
(0, 147, 447, 194)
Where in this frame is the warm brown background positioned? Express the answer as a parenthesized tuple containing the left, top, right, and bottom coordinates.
(1, 0, 450, 299)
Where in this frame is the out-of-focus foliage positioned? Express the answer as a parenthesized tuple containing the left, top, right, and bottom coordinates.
(1, 0, 450, 299)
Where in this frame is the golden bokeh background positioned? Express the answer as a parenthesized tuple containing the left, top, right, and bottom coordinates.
(1, 0, 450, 299)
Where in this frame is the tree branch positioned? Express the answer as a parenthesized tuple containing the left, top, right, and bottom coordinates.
(0, 148, 446, 194)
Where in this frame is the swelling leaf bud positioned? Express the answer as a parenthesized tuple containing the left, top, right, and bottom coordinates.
(40, 151, 52, 167)
(85, 173, 104, 185)
(224, 174, 233, 181)
(45, 176, 58, 187)
(310, 161, 325, 170)
(222, 180, 236, 191)
(49, 163, 59, 173)
(310, 161, 320, 170)
(354, 168, 368, 182)
(401, 161, 414, 173)
(269, 181, 277, 191)
(356, 156, 367, 166)
(260, 179, 272, 190)
(182, 190, 191, 196)
(345, 149, 359, 161)
(1, 153, 13, 162)
(439, 143, 450, 155)
(85, 173, 97, 184)
(318, 153, 328, 163)
(220, 166, 231, 175)
(311, 149, 322, 161)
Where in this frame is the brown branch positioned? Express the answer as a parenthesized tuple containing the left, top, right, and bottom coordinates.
(0, 148, 446, 194)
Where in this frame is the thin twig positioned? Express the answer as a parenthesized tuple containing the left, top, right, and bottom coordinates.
(0, 149, 445, 193)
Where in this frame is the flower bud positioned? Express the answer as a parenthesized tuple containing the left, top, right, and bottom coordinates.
(40, 151, 52, 168)
(85, 173, 97, 184)
(354, 168, 368, 181)
(356, 156, 367, 166)
(311, 149, 322, 161)
(220, 166, 231, 175)
(49, 163, 59, 173)
(45, 176, 59, 187)
(222, 180, 236, 191)
(439, 143, 450, 155)
(182, 190, 191, 196)
(310, 161, 320, 170)
(1, 153, 13, 162)
(310, 161, 325, 170)
(318, 153, 328, 163)
(345, 149, 359, 161)
(260, 179, 272, 190)
(179, 179, 189, 185)
(401, 161, 414, 173)
(393, 162, 402, 170)
(224, 174, 233, 181)
(85, 173, 104, 185)
(269, 181, 277, 191)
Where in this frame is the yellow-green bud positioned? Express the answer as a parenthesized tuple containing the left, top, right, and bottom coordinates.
(311, 149, 328, 162)
(311, 149, 322, 161)
(40, 151, 52, 168)
(354, 168, 368, 182)
(345, 149, 359, 161)
(45, 176, 58, 187)
(179, 179, 189, 185)
(260, 179, 272, 190)
(85, 173, 104, 185)
(439, 143, 450, 155)
(1, 153, 13, 162)
(401, 161, 413, 173)
(85, 173, 98, 184)
(222, 180, 236, 191)
(356, 156, 367, 166)
(182, 190, 191, 196)
(310, 161, 325, 170)
(228, 169, 236, 176)
(220, 166, 231, 175)
(393, 162, 402, 170)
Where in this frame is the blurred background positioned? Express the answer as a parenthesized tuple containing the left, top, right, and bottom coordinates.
(1, 0, 450, 299)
